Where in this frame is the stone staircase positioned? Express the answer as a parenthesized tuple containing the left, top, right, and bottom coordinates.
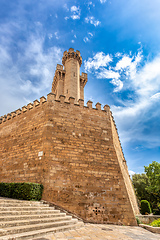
(0, 197, 83, 239)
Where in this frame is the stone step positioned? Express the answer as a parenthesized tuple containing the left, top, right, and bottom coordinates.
(0, 212, 66, 222)
(0, 206, 54, 211)
(0, 222, 84, 240)
(0, 198, 84, 239)
(0, 202, 49, 207)
(0, 198, 43, 204)
(0, 209, 60, 215)
(0, 219, 78, 236)
(0, 215, 72, 227)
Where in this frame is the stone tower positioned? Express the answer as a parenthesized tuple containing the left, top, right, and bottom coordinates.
(0, 48, 139, 226)
(52, 48, 88, 102)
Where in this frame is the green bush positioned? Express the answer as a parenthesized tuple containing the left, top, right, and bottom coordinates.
(140, 200, 152, 215)
(0, 182, 43, 201)
(150, 218, 160, 227)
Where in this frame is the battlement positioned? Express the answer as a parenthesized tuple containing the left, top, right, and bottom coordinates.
(62, 48, 82, 66)
(0, 92, 124, 162)
(0, 91, 125, 167)
(56, 64, 64, 70)
(0, 93, 111, 125)
(0, 97, 46, 124)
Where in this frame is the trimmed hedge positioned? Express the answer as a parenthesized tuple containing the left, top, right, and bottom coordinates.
(0, 182, 43, 201)
(140, 200, 152, 215)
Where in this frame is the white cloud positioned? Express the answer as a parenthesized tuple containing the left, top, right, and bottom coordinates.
(0, 31, 62, 116)
(84, 49, 143, 92)
(48, 33, 53, 39)
(115, 56, 132, 71)
(84, 52, 112, 71)
(151, 92, 160, 100)
(85, 16, 101, 27)
(100, 0, 107, 3)
(115, 51, 142, 82)
(84, 52, 124, 91)
(83, 37, 89, 43)
(133, 55, 160, 97)
(71, 15, 80, 20)
(111, 54, 160, 148)
(84, 48, 160, 148)
(64, 16, 69, 20)
(88, 32, 93, 37)
(97, 68, 122, 92)
(70, 6, 81, 20)
(71, 6, 78, 12)
(111, 79, 123, 92)
(83, 32, 94, 43)
(54, 32, 59, 39)
(64, 6, 81, 20)
(64, 4, 69, 12)
(97, 68, 120, 80)
(87, 1, 95, 9)
(115, 52, 122, 58)
(129, 170, 136, 177)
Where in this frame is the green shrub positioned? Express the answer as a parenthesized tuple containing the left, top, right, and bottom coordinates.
(0, 182, 43, 201)
(0, 182, 12, 198)
(140, 200, 152, 215)
(150, 218, 160, 227)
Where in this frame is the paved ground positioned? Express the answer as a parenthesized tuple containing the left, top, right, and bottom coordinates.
(34, 223, 160, 240)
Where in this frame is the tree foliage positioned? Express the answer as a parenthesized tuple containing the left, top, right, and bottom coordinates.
(144, 161, 160, 194)
(132, 161, 160, 214)
(132, 173, 149, 202)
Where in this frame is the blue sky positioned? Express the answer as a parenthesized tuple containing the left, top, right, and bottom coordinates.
(0, 0, 160, 175)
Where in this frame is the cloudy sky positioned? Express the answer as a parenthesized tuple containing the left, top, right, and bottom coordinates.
(0, 0, 160, 174)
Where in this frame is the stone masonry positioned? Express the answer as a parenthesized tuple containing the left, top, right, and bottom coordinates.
(0, 48, 139, 226)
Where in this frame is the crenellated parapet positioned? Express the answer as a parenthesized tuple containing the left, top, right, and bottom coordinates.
(0, 97, 45, 125)
(62, 48, 82, 66)
(0, 93, 110, 125)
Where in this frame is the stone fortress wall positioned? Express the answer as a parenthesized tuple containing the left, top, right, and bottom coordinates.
(0, 48, 139, 226)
